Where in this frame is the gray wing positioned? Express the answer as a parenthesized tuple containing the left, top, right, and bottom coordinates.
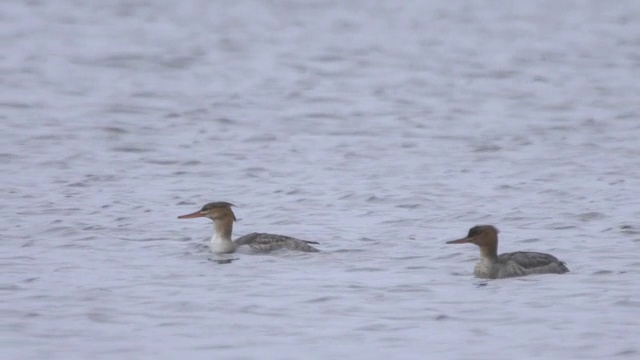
(234, 233, 319, 252)
(498, 251, 569, 276)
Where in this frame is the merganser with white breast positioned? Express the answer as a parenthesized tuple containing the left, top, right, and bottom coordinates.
(446, 225, 569, 279)
(178, 201, 319, 254)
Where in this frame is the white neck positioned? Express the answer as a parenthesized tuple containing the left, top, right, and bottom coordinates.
(209, 222, 236, 254)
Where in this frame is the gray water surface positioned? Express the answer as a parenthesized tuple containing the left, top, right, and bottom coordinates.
(2, 1, 640, 359)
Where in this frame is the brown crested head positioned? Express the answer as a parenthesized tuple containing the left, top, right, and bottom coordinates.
(177, 201, 237, 222)
(446, 225, 499, 248)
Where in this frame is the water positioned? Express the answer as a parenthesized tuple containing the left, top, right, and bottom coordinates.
(2, 1, 640, 359)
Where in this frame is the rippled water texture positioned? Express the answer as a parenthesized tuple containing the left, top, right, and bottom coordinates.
(2, 1, 640, 359)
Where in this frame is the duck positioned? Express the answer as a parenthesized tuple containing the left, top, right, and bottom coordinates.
(178, 201, 319, 254)
(446, 225, 569, 279)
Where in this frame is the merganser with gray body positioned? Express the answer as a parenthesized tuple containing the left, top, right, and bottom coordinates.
(178, 201, 319, 254)
(446, 225, 569, 279)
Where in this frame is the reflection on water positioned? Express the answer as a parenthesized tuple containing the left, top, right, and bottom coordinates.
(209, 258, 240, 265)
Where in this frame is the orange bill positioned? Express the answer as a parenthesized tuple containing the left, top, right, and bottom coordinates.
(177, 211, 205, 219)
(446, 237, 473, 244)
